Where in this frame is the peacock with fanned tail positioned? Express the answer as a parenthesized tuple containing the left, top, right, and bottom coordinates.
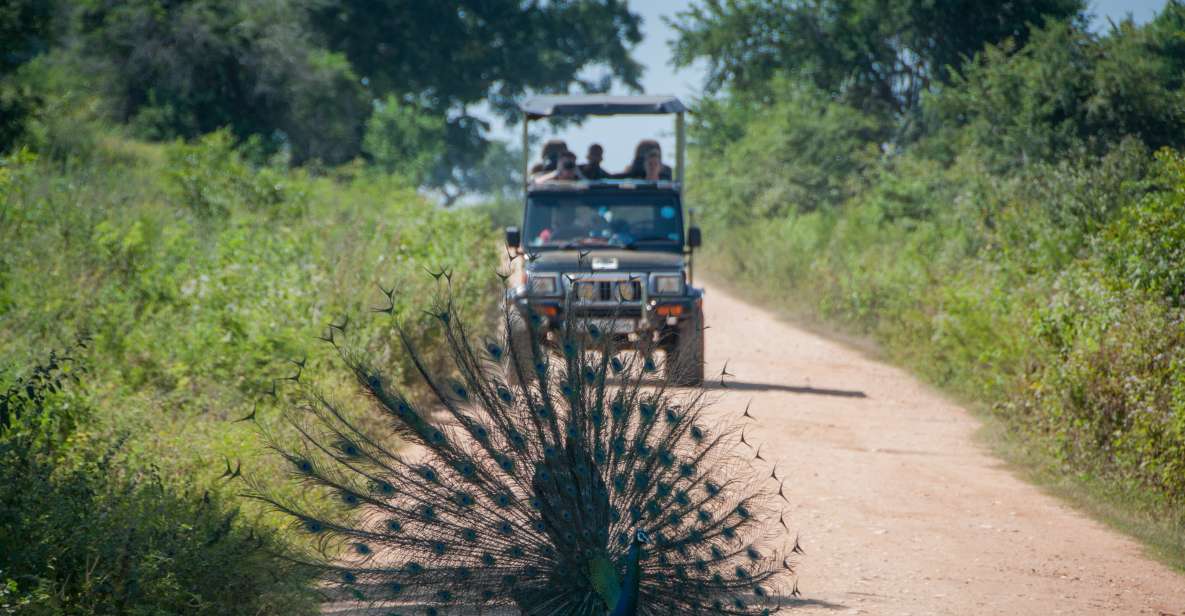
(254, 280, 799, 615)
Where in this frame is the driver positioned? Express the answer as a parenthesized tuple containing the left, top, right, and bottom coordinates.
(554, 206, 608, 243)
(607, 214, 634, 245)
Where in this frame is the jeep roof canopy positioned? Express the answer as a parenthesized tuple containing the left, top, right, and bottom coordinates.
(520, 95, 688, 118)
(519, 94, 687, 186)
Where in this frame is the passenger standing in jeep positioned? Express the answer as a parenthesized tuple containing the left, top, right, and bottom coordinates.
(580, 144, 611, 180)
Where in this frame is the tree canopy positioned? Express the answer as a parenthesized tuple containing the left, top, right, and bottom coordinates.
(670, 0, 1083, 116)
(1, 0, 56, 145)
(68, 0, 643, 179)
(312, 0, 642, 119)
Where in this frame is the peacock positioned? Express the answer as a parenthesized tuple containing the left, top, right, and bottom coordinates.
(253, 275, 798, 615)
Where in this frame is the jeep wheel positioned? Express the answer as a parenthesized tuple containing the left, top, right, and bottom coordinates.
(666, 307, 705, 387)
(507, 309, 540, 388)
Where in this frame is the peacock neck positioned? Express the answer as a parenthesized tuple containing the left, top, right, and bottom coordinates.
(609, 541, 643, 616)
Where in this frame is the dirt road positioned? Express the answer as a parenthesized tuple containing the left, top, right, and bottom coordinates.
(702, 284, 1185, 615)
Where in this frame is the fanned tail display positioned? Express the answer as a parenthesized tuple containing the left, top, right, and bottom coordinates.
(252, 281, 798, 615)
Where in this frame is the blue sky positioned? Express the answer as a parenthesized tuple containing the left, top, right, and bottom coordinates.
(493, 0, 1170, 171)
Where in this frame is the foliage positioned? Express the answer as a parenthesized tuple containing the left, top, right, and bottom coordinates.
(321, 0, 640, 196)
(433, 139, 524, 206)
(0, 0, 54, 76)
(924, 13, 1185, 169)
(1103, 150, 1185, 302)
(671, 0, 1083, 116)
(363, 97, 447, 185)
(0, 338, 88, 448)
(57, 0, 643, 183)
(690, 78, 883, 225)
(0, 131, 499, 540)
(0, 348, 317, 615)
(695, 138, 1185, 515)
(682, 0, 1185, 553)
(164, 130, 307, 220)
(0, 0, 55, 149)
(74, 0, 368, 164)
(311, 0, 643, 118)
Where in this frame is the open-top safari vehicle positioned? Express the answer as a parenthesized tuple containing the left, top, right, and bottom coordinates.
(504, 95, 705, 386)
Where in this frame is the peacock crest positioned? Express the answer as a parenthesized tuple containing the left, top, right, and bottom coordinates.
(253, 277, 799, 614)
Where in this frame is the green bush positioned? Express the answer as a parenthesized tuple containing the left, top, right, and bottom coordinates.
(1103, 150, 1185, 301)
(0, 132, 499, 517)
(363, 96, 446, 185)
(691, 118, 1185, 516)
(0, 348, 317, 615)
(690, 78, 883, 226)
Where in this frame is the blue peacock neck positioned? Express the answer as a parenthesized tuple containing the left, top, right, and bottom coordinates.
(607, 530, 648, 616)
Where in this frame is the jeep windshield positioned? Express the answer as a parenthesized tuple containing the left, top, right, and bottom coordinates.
(524, 192, 684, 252)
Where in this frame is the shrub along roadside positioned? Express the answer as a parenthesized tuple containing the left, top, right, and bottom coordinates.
(0, 128, 503, 609)
(0, 343, 318, 615)
(692, 140, 1185, 565)
(0, 129, 499, 489)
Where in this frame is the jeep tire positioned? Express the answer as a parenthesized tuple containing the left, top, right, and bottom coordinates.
(666, 306, 705, 387)
(507, 308, 539, 388)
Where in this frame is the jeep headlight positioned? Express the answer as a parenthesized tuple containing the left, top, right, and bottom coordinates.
(616, 280, 640, 302)
(652, 274, 683, 295)
(575, 281, 598, 301)
(528, 273, 560, 297)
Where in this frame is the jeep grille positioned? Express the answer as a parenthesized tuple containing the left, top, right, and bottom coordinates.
(569, 275, 645, 305)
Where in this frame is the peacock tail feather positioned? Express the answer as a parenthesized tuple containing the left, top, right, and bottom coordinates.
(251, 278, 798, 615)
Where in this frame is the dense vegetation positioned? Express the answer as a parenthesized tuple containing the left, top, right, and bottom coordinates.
(3, 0, 644, 199)
(0, 2, 651, 610)
(0, 131, 498, 611)
(1, 339, 318, 614)
(676, 1, 1185, 559)
(4, 0, 1185, 608)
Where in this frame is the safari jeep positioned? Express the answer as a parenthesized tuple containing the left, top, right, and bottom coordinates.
(504, 95, 705, 386)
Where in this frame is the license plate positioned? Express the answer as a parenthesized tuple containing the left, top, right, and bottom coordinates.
(586, 318, 636, 334)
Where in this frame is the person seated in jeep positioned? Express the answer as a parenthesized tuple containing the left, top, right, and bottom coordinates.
(642, 150, 666, 181)
(529, 139, 570, 178)
(619, 139, 672, 180)
(580, 144, 611, 180)
(535, 151, 583, 184)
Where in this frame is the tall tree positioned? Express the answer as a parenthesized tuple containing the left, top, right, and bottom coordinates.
(670, 0, 1083, 116)
(76, 0, 368, 164)
(311, 1, 643, 118)
(312, 0, 643, 196)
(74, 0, 644, 186)
(926, 7, 1185, 169)
(1, 0, 56, 149)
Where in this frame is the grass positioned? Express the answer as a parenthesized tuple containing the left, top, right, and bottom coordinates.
(978, 416, 1185, 571)
(701, 259, 1185, 571)
(686, 110, 1185, 564)
(0, 128, 504, 611)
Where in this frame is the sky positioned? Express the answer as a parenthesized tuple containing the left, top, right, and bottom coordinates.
(491, 0, 1170, 172)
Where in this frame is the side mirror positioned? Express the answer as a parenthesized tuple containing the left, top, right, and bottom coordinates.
(505, 226, 521, 248)
(687, 226, 702, 248)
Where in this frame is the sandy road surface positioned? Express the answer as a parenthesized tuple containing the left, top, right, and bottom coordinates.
(325, 284, 1184, 615)
(701, 284, 1185, 615)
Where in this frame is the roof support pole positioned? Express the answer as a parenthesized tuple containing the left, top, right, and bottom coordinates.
(522, 114, 531, 188)
(675, 111, 685, 186)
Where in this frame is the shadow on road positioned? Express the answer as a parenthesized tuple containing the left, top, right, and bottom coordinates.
(704, 379, 868, 399)
(322, 596, 849, 615)
(776, 596, 849, 610)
